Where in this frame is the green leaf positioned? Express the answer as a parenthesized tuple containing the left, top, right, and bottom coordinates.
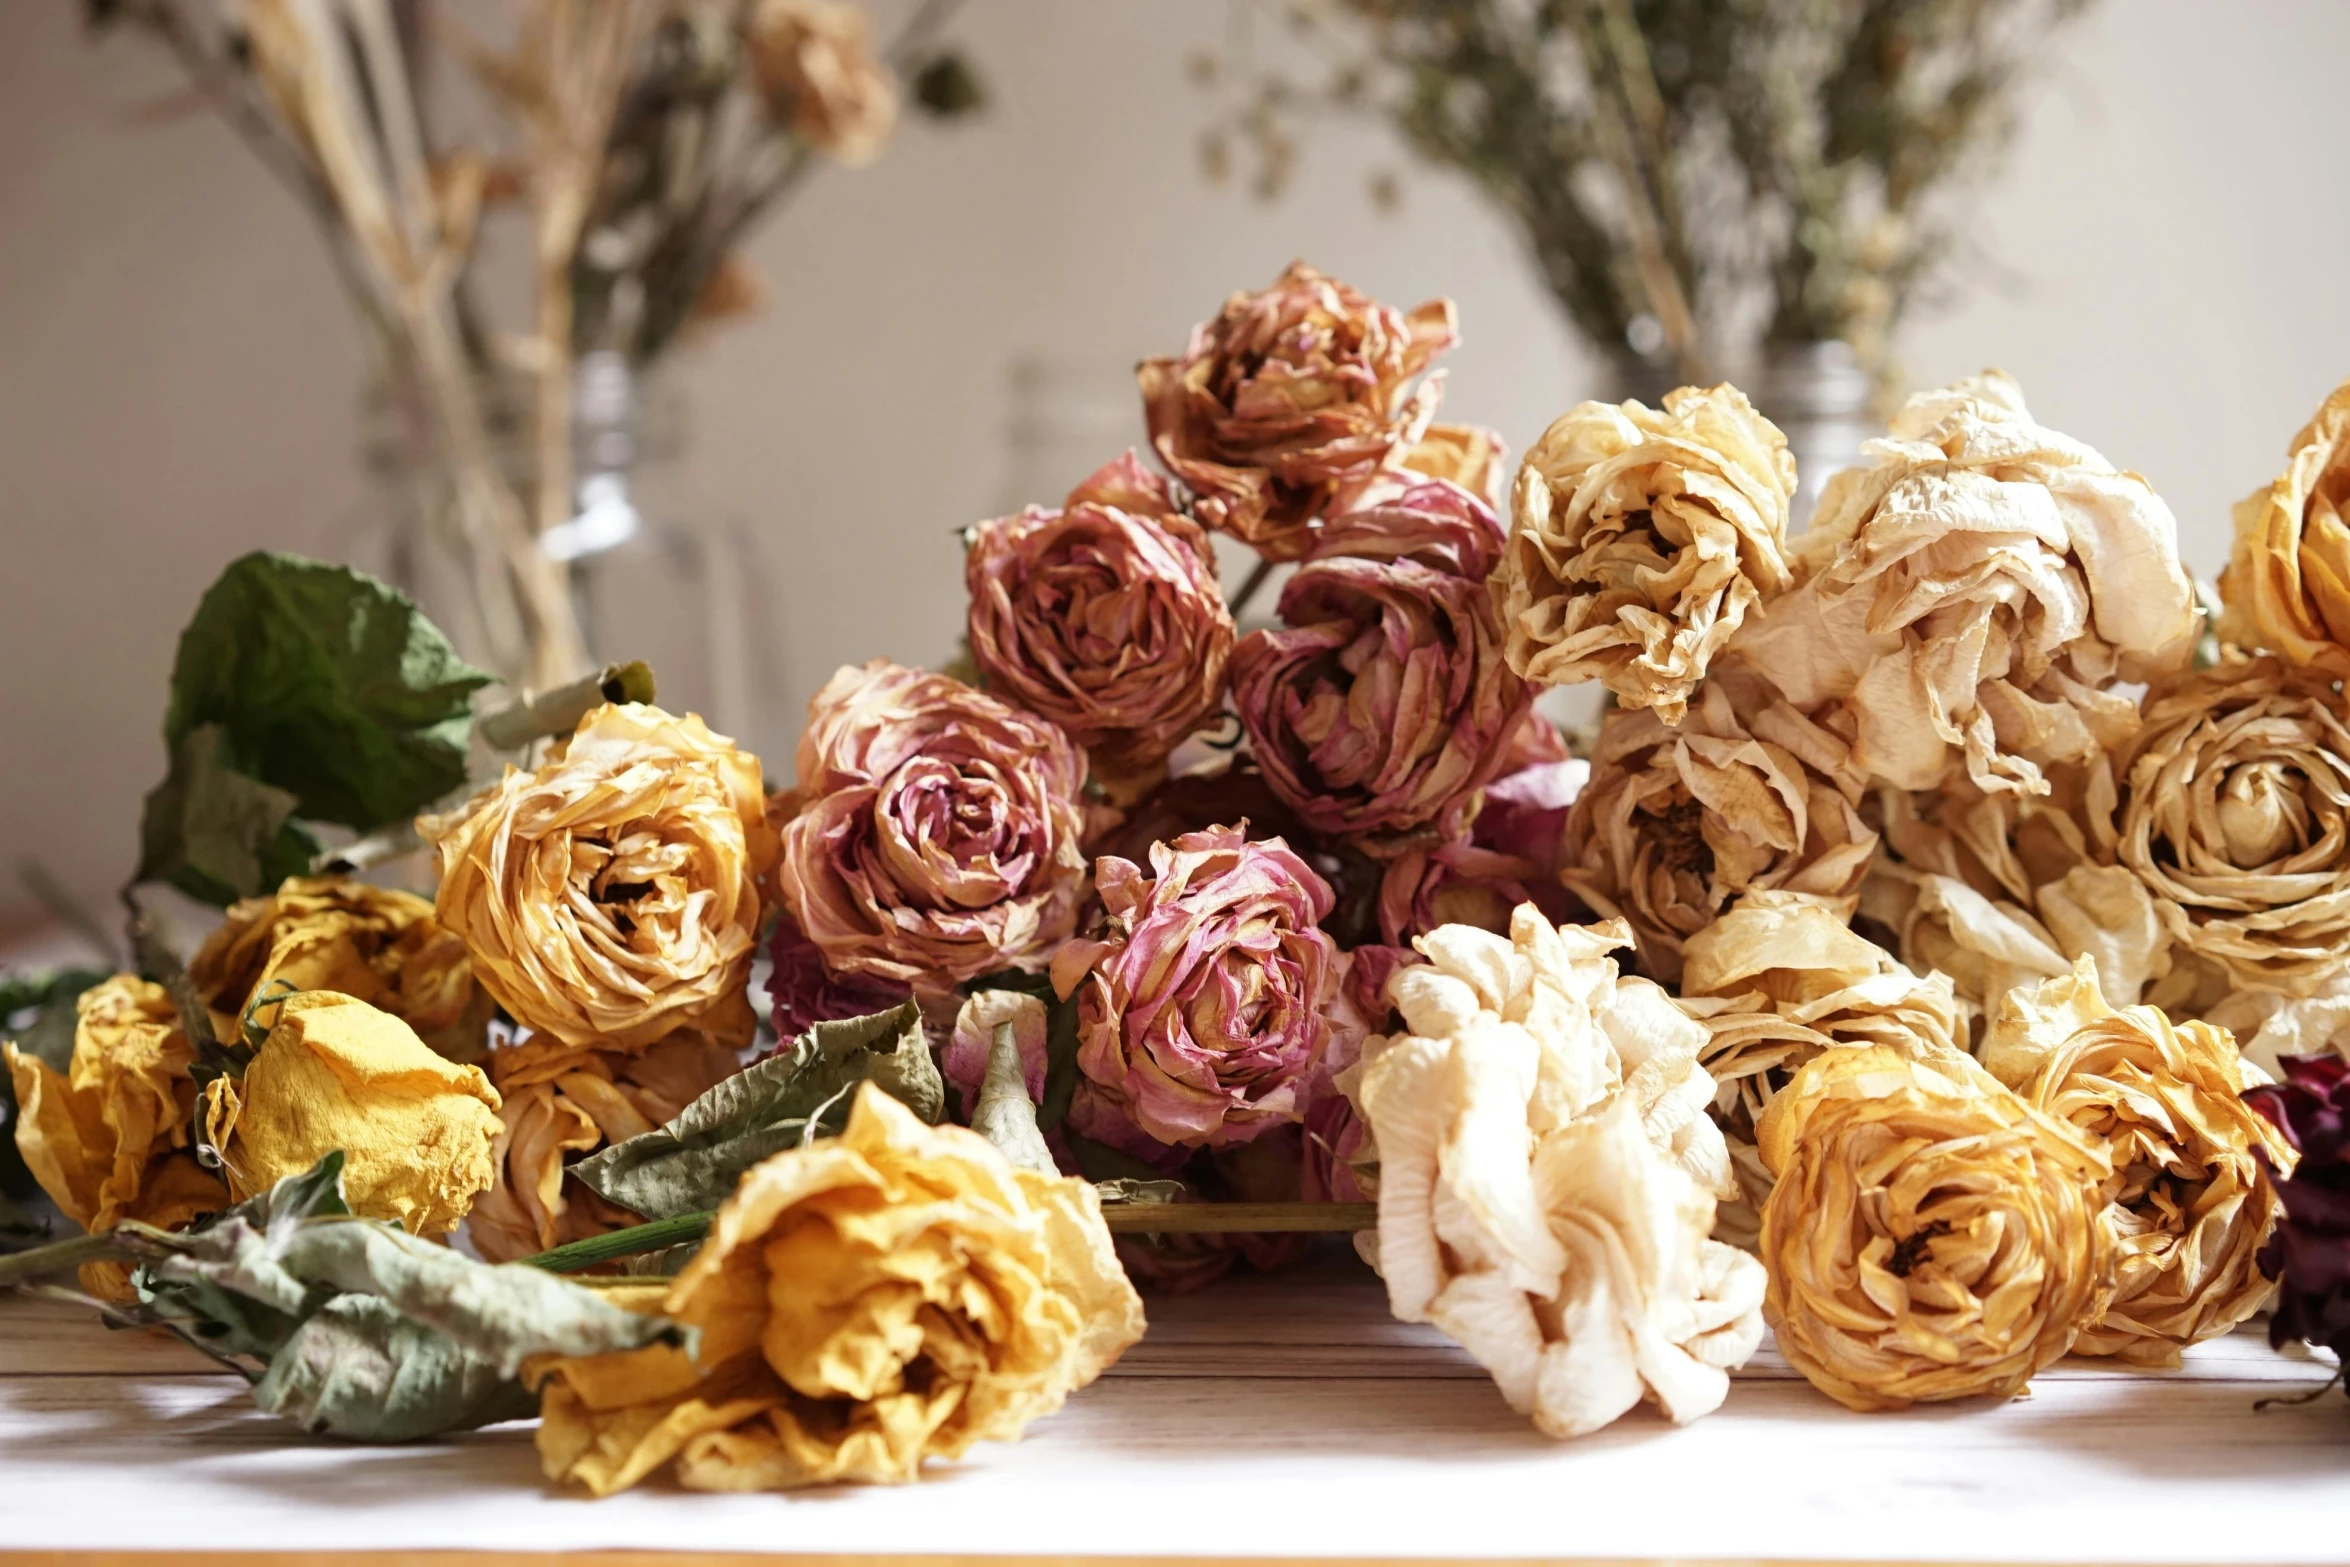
(130, 1154, 684, 1442)
(572, 1001, 942, 1220)
(135, 724, 321, 905)
(159, 552, 492, 832)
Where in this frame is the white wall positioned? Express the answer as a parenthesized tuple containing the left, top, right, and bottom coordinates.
(2, 0, 2345, 930)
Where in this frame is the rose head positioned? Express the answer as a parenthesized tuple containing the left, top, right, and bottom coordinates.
(965, 452, 1235, 794)
(778, 661, 1088, 986)
(2246, 1053, 2350, 1374)
(1138, 261, 1457, 560)
(1055, 825, 1341, 1149)
(765, 910, 911, 1041)
(2219, 376, 2350, 677)
(746, 0, 899, 165)
(1231, 477, 1531, 850)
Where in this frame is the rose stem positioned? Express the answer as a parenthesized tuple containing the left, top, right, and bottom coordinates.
(0, 1232, 133, 1290)
(520, 1200, 1383, 1274)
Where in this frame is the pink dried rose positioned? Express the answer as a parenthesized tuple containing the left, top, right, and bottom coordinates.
(764, 911, 910, 1040)
(1230, 477, 1533, 851)
(1376, 729, 1587, 945)
(1053, 825, 1342, 1148)
(777, 661, 1088, 986)
(965, 452, 1235, 796)
(1138, 261, 1458, 561)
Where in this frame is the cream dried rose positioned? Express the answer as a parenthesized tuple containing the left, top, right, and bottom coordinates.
(422, 703, 777, 1055)
(1347, 905, 1759, 1438)
(1676, 891, 1964, 1249)
(1496, 384, 1795, 723)
(745, 0, 899, 164)
(1138, 261, 1457, 560)
(1757, 1045, 2115, 1411)
(2218, 377, 2350, 675)
(2103, 652, 2350, 996)
(1732, 371, 2198, 797)
(1560, 675, 1876, 984)
(1980, 961, 2296, 1366)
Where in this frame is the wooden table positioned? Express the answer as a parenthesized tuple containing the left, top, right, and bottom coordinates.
(0, 1247, 2341, 1563)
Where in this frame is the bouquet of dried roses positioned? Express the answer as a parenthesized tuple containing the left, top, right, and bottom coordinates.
(7, 261, 2350, 1499)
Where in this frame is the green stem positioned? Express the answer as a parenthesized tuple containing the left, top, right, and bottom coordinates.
(0, 1231, 132, 1290)
(523, 1210, 716, 1274)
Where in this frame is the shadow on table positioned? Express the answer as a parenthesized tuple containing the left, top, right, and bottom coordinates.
(2014, 1374, 2348, 1481)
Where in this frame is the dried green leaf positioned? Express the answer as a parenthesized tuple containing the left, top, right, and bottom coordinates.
(572, 1001, 941, 1220)
(135, 725, 321, 905)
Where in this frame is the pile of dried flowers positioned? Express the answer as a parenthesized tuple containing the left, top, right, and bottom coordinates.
(5, 261, 2348, 1493)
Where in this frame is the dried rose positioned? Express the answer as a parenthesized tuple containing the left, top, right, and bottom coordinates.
(745, 0, 899, 165)
(1054, 825, 1340, 1149)
(2218, 377, 2350, 675)
(1497, 384, 1796, 723)
(1732, 371, 2197, 796)
(2244, 1053, 2350, 1378)
(1376, 733, 1586, 946)
(189, 875, 493, 1063)
(2102, 652, 2350, 997)
(201, 990, 501, 1239)
(1757, 1045, 2115, 1411)
(4, 976, 228, 1298)
(1400, 422, 1507, 503)
(965, 451, 1234, 794)
(778, 661, 1087, 987)
(422, 702, 776, 1056)
(529, 1085, 1144, 1493)
(1349, 907, 1760, 1438)
(1231, 476, 1531, 849)
(1676, 891, 1965, 1250)
(1561, 675, 1876, 985)
(1979, 962, 2293, 1365)
(1138, 261, 1457, 561)
(468, 1032, 743, 1264)
(764, 911, 910, 1042)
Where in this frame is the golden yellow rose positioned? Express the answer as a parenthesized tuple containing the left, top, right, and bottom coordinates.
(1757, 1046, 2115, 1411)
(1981, 964, 2295, 1366)
(529, 1084, 1145, 1494)
(4, 975, 228, 1298)
(189, 875, 492, 1062)
(469, 1032, 743, 1264)
(2218, 376, 2350, 676)
(201, 990, 501, 1238)
(421, 703, 779, 1055)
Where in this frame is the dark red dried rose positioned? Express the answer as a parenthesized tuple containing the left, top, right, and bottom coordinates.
(2246, 1054, 2350, 1383)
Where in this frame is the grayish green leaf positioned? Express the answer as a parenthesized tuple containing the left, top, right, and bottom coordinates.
(572, 1001, 942, 1220)
(1093, 1177, 1187, 1206)
(251, 1296, 537, 1441)
(135, 724, 322, 905)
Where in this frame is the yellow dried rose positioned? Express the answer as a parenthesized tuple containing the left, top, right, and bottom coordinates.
(188, 875, 492, 1062)
(201, 990, 501, 1238)
(2218, 377, 2350, 675)
(1757, 1045, 2115, 1411)
(421, 702, 778, 1056)
(1497, 384, 1795, 723)
(1400, 422, 1507, 502)
(468, 1033, 744, 1264)
(1676, 892, 1965, 1249)
(1561, 674, 1877, 984)
(4, 976, 228, 1298)
(1980, 961, 2295, 1366)
(530, 1084, 1144, 1493)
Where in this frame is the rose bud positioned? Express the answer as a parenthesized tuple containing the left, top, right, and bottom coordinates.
(1139, 261, 1457, 560)
(965, 451, 1235, 798)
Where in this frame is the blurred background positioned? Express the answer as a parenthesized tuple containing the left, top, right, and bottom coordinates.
(2, 0, 2346, 939)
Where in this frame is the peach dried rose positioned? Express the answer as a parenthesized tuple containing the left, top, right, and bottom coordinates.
(745, 0, 899, 164)
(189, 875, 492, 1062)
(529, 1085, 1144, 1493)
(1980, 962, 2296, 1366)
(201, 990, 501, 1238)
(1732, 371, 2197, 797)
(1138, 261, 1457, 560)
(778, 662, 1087, 986)
(1757, 1045, 2115, 1411)
(3, 976, 228, 1298)
(964, 451, 1233, 795)
(1400, 422, 1507, 502)
(422, 703, 777, 1055)
(1497, 384, 1795, 723)
(2218, 377, 2350, 675)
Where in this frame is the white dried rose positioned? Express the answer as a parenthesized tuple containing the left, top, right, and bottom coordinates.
(1347, 904, 1761, 1438)
(1677, 891, 1965, 1249)
(1731, 371, 2197, 798)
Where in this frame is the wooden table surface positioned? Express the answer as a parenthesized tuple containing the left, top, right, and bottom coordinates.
(0, 1247, 2342, 1563)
